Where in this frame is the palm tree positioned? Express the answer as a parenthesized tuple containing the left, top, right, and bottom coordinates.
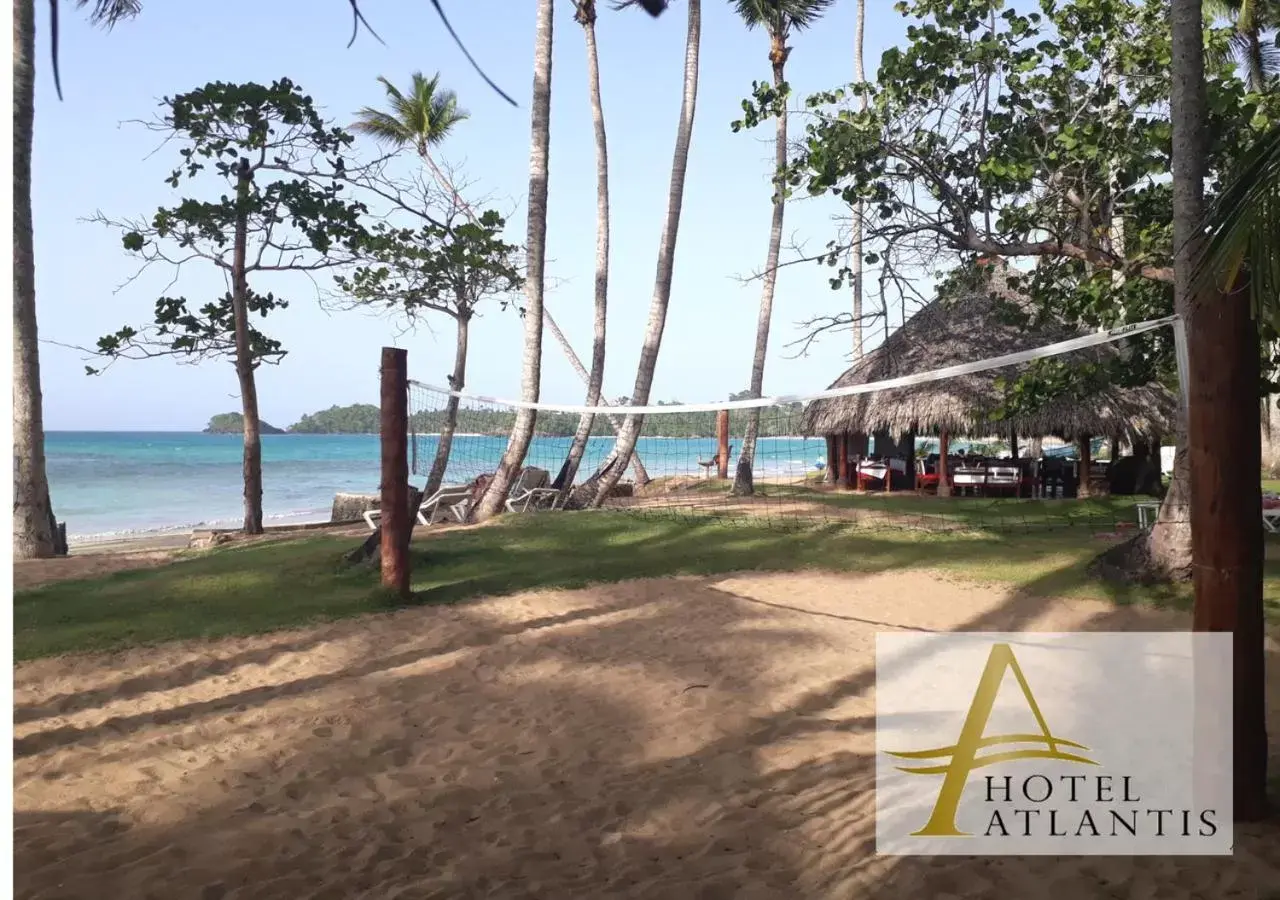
(730, 0, 833, 496)
(557, 0, 615, 497)
(354, 72, 470, 185)
(353, 73, 480, 497)
(586, 0, 703, 508)
(473, 0, 555, 520)
(1196, 123, 1279, 310)
(850, 0, 867, 362)
(1172, 0, 1270, 820)
(1207, 0, 1279, 92)
(13, 0, 140, 561)
(358, 69, 649, 496)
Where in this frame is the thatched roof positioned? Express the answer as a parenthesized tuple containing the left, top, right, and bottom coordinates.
(802, 262, 1177, 442)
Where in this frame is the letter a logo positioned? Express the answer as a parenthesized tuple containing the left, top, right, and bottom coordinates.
(885, 642, 1098, 836)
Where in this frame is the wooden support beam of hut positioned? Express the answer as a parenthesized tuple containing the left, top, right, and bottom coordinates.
(938, 429, 951, 497)
(1078, 434, 1093, 499)
(824, 434, 837, 484)
(836, 433, 850, 488)
(901, 430, 916, 491)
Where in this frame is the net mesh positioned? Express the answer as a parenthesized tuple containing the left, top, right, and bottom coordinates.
(406, 365, 1175, 538)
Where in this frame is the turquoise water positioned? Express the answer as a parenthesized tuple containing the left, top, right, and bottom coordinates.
(45, 432, 827, 541)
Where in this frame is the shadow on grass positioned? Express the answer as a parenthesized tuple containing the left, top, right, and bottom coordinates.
(15, 545, 1278, 899)
(16, 510, 1280, 665)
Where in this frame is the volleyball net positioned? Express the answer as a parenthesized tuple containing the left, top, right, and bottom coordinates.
(405, 314, 1186, 536)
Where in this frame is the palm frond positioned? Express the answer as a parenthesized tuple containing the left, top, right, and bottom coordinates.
(1194, 124, 1280, 328)
(356, 72, 467, 154)
(76, 0, 142, 27)
(730, 0, 833, 32)
(350, 109, 413, 148)
(53, 0, 142, 101)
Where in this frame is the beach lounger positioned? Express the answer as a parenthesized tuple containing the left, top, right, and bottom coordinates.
(1263, 496, 1280, 533)
(505, 467, 560, 513)
(362, 484, 474, 531)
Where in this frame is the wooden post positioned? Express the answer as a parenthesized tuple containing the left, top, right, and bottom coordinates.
(937, 429, 951, 498)
(716, 410, 730, 479)
(380, 347, 411, 598)
(1009, 426, 1019, 460)
(1077, 434, 1092, 499)
(836, 433, 850, 489)
(824, 434, 838, 484)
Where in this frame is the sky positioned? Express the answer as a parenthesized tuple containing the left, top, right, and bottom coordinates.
(34, 0, 912, 431)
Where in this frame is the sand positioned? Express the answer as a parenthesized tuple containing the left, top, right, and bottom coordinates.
(13, 570, 1280, 899)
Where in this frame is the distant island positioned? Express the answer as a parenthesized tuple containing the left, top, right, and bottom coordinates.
(289, 403, 380, 434)
(202, 399, 807, 439)
(204, 413, 285, 435)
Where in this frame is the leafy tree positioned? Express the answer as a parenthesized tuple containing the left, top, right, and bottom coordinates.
(729, 0, 833, 498)
(335, 182, 523, 495)
(288, 404, 382, 434)
(739, 0, 1278, 578)
(1207, 0, 1280, 92)
(89, 80, 368, 533)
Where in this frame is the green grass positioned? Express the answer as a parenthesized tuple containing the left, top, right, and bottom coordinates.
(768, 486, 1147, 529)
(15, 511, 1280, 662)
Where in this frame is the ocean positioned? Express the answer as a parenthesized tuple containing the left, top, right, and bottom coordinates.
(45, 431, 829, 543)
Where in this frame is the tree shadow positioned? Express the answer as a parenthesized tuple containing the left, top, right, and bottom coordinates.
(14, 555, 1280, 899)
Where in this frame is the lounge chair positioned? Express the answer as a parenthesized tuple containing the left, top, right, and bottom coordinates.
(505, 467, 560, 513)
(362, 483, 474, 532)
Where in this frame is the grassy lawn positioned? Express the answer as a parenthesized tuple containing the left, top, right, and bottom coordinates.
(15, 510, 1280, 662)
(768, 486, 1149, 529)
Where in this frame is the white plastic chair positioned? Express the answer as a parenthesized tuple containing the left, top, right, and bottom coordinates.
(504, 467, 560, 513)
(363, 484, 474, 532)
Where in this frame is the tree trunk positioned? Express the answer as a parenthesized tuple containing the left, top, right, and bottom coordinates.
(12, 0, 57, 561)
(558, 2, 611, 502)
(231, 158, 264, 534)
(424, 140, 646, 485)
(587, 0, 701, 508)
(1172, 0, 1269, 821)
(850, 0, 867, 360)
(732, 45, 788, 497)
(545, 311, 650, 485)
(425, 313, 469, 497)
(474, 0, 553, 521)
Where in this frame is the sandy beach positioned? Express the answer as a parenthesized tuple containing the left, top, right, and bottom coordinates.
(13, 567, 1280, 899)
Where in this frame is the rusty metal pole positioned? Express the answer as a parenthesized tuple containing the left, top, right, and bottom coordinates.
(380, 347, 410, 598)
(716, 410, 730, 479)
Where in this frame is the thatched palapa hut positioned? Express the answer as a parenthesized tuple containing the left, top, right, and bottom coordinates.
(802, 260, 1177, 495)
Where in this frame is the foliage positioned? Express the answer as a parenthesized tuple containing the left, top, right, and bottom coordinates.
(409, 399, 804, 438)
(89, 79, 369, 373)
(334, 206, 523, 324)
(737, 0, 1280, 406)
(352, 72, 469, 156)
(204, 412, 284, 435)
(1194, 122, 1280, 329)
(289, 403, 382, 434)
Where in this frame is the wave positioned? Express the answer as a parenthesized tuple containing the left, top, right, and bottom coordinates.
(67, 506, 333, 545)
